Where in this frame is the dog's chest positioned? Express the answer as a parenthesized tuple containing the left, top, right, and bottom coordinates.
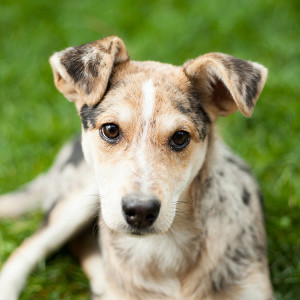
(101, 229, 202, 299)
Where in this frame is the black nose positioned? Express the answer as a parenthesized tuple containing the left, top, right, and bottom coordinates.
(122, 195, 160, 229)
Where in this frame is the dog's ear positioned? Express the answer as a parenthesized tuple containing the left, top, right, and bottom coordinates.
(49, 36, 129, 110)
(183, 53, 267, 120)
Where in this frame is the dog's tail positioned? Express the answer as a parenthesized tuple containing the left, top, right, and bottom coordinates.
(0, 173, 48, 218)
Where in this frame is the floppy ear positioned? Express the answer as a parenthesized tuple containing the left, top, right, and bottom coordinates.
(183, 53, 267, 120)
(49, 36, 129, 111)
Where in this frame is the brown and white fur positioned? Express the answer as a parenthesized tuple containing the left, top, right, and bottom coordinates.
(0, 36, 274, 300)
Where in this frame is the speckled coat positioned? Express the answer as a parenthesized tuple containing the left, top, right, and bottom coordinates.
(0, 36, 273, 300)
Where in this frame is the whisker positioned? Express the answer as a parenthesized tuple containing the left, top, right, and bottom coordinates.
(175, 208, 189, 216)
(176, 200, 189, 205)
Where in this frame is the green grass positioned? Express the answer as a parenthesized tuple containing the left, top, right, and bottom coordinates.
(0, 0, 299, 299)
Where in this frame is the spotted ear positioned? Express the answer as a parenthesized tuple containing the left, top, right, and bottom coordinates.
(49, 36, 129, 110)
(183, 53, 267, 120)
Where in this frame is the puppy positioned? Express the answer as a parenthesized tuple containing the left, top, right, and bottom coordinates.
(0, 36, 274, 299)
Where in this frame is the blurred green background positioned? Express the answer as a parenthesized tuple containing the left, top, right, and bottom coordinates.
(0, 0, 299, 299)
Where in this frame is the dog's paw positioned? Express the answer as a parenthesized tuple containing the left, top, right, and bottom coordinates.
(90, 292, 103, 300)
(0, 286, 19, 300)
(95, 293, 120, 300)
(0, 274, 23, 300)
(90, 287, 106, 300)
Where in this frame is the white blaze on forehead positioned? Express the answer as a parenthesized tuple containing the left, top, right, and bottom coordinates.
(142, 79, 155, 122)
(137, 79, 156, 194)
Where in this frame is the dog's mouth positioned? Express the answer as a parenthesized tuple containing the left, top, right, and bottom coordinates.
(124, 226, 158, 236)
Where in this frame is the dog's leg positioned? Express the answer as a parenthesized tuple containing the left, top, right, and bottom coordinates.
(81, 252, 121, 300)
(0, 173, 47, 218)
(68, 218, 105, 298)
(69, 228, 124, 300)
(0, 184, 98, 300)
(82, 251, 105, 299)
(232, 265, 274, 300)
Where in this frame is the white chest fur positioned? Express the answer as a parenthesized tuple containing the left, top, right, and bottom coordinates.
(100, 228, 201, 299)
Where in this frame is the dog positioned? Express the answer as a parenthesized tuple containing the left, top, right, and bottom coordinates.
(0, 36, 274, 300)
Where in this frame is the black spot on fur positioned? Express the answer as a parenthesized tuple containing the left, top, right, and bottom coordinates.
(175, 92, 211, 141)
(245, 72, 261, 108)
(211, 224, 266, 294)
(60, 44, 104, 95)
(80, 104, 99, 130)
(232, 247, 250, 265)
(42, 200, 58, 227)
(228, 58, 252, 80)
(87, 54, 101, 78)
(225, 57, 261, 108)
(210, 255, 241, 293)
(200, 123, 208, 140)
(219, 195, 226, 203)
(211, 274, 225, 293)
(177, 104, 192, 115)
(225, 156, 252, 175)
(190, 97, 211, 124)
(61, 45, 88, 83)
(61, 136, 83, 169)
(205, 177, 213, 189)
(85, 81, 93, 95)
(242, 188, 250, 206)
(248, 225, 266, 259)
(211, 259, 241, 293)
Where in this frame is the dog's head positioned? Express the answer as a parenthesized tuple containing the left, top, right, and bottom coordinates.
(50, 36, 267, 235)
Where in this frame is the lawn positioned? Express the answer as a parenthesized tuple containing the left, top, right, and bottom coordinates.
(0, 0, 299, 299)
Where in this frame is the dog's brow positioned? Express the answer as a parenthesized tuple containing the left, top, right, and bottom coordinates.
(173, 99, 210, 141)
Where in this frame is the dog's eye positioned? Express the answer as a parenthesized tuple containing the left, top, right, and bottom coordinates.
(100, 123, 120, 143)
(169, 131, 190, 151)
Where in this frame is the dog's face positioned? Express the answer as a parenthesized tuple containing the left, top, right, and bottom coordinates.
(79, 65, 210, 234)
(50, 36, 267, 235)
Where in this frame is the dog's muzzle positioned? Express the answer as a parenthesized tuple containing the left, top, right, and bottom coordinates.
(122, 194, 160, 230)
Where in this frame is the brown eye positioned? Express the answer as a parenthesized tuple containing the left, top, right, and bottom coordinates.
(100, 123, 120, 143)
(169, 131, 190, 151)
